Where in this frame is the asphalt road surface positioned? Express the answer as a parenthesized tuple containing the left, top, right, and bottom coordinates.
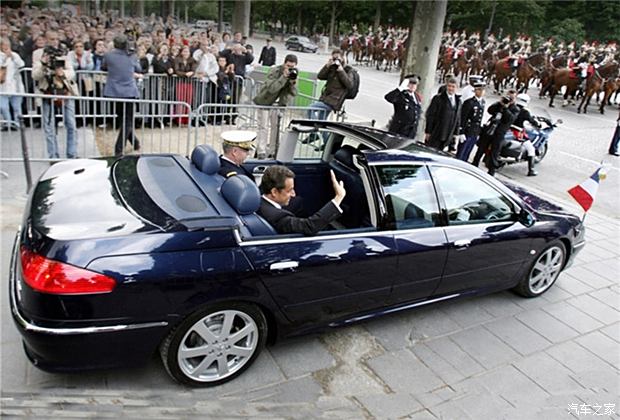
(256, 37, 620, 220)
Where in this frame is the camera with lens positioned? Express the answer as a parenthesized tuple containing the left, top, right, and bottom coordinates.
(43, 46, 66, 69)
(288, 67, 298, 80)
(331, 58, 342, 69)
(500, 95, 511, 105)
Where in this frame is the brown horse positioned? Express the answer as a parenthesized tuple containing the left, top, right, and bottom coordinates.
(600, 77, 620, 113)
(492, 58, 513, 93)
(469, 53, 486, 76)
(579, 64, 620, 114)
(351, 38, 363, 63)
(547, 68, 580, 107)
(453, 53, 469, 86)
(340, 38, 351, 60)
(516, 61, 537, 93)
(440, 49, 454, 79)
(551, 54, 567, 68)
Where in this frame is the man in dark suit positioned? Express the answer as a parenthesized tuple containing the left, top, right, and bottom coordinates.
(424, 77, 461, 152)
(102, 34, 142, 157)
(218, 130, 256, 179)
(258, 166, 346, 235)
(258, 38, 276, 66)
(385, 75, 423, 139)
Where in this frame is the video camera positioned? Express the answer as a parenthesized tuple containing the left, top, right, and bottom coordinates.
(288, 67, 298, 80)
(43, 46, 66, 69)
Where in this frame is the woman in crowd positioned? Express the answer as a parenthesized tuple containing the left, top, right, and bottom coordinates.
(173, 45, 197, 125)
(0, 37, 25, 130)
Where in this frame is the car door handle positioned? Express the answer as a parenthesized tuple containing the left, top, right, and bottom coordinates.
(269, 261, 299, 271)
(453, 239, 471, 249)
(253, 166, 268, 174)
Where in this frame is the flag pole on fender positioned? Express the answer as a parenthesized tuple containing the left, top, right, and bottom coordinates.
(567, 163, 608, 223)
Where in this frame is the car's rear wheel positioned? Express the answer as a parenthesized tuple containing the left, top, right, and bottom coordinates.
(514, 241, 566, 297)
(160, 302, 267, 386)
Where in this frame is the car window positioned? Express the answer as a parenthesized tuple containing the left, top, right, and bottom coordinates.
(430, 166, 515, 225)
(377, 165, 439, 230)
(293, 131, 326, 160)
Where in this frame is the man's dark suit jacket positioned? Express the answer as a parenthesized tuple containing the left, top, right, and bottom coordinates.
(258, 198, 341, 236)
(218, 156, 254, 179)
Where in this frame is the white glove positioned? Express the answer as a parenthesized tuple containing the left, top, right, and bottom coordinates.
(458, 134, 466, 143)
(398, 79, 409, 91)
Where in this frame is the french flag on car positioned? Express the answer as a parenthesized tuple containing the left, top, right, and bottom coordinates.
(567, 166, 607, 212)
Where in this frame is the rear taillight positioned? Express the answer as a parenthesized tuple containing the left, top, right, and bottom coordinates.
(20, 246, 116, 294)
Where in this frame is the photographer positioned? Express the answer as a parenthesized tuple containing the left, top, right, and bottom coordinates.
(309, 49, 353, 122)
(32, 30, 79, 159)
(253, 54, 298, 158)
(102, 34, 142, 157)
(487, 92, 519, 176)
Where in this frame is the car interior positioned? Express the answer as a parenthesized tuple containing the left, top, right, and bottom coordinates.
(183, 128, 379, 240)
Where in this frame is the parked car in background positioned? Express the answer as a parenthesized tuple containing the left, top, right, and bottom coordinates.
(285, 36, 318, 53)
(10, 120, 585, 387)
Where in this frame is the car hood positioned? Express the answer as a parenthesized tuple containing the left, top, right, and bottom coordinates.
(503, 181, 566, 213)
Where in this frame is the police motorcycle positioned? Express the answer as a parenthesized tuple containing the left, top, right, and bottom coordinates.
(497, 105, 562, 167)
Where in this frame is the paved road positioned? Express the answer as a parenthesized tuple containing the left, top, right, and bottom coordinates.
(1, 38, 618, 419)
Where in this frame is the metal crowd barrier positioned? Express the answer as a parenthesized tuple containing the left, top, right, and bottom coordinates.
(191, 102, 342, 159)
(1, 92, 192, 162)
(18, 68, 251, 114)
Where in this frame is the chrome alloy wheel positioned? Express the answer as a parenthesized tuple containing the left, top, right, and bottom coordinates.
(528, 245, 564, 294)
(177, 310, 259, 383)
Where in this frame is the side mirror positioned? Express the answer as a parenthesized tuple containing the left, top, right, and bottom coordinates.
(518, 208, 535, 227)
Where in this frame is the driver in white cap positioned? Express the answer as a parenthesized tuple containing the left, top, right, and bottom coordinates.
(218, 130, 257, 179)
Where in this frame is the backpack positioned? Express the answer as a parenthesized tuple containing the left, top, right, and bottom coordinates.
(344, 66, 360, 99)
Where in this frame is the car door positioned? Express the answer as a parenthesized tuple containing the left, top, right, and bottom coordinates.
(241, 232, 398, 325)
(372, 164, 449, 305)
(429, 165, 534, 295)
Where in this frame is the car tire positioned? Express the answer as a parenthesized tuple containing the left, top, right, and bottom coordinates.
(160, 301, 267, 387)
(514, 241, 566, 297)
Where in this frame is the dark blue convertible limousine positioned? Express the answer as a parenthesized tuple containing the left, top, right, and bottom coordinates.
(10, 120, 585, 386)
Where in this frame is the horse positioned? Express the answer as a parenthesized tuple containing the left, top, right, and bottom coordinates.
(469, 53, 486, 76)
(492, 58, 513, 93)
(547, 68, 580, 108)
(351, 38, 363, 64)
(551, 54, 567, 68)
(340, 38, 351, 61)
(453, 52, 469, 86)
(579, 64, 620, 114)
(439, 48, 454, 79)
(381, 40, 398, 72)
(600, 77, 620, 114)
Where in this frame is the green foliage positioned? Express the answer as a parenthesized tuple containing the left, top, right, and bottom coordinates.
(547, 18, 586, 45)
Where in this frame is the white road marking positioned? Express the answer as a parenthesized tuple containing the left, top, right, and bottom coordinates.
(557, 151, 620, 171)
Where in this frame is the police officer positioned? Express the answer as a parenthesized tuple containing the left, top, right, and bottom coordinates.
(513, 93, 540, 176)
(460, 75, 483, 102)
(384, 75, 422, 139)
(457, 81, 486, 162)
(218, 130, 256, 179)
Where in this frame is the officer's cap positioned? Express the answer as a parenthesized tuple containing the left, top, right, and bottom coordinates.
(222, 130, 257, 151)
(404, 74, 420, 84)
(473, 81, 486, 89)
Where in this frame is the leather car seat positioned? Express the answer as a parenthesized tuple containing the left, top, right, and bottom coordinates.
(329, 145, 370, 228)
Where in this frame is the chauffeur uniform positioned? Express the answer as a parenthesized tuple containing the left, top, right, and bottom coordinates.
(217, 130, 256, 180)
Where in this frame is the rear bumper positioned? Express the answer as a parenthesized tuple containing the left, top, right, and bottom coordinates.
(9, 230, 170, 372)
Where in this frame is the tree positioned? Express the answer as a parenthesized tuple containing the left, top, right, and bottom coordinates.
(400, 0, 448, 139)
(547, 18, 586, 45)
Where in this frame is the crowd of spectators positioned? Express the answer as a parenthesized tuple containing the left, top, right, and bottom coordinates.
(0, 5, 263, 120)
